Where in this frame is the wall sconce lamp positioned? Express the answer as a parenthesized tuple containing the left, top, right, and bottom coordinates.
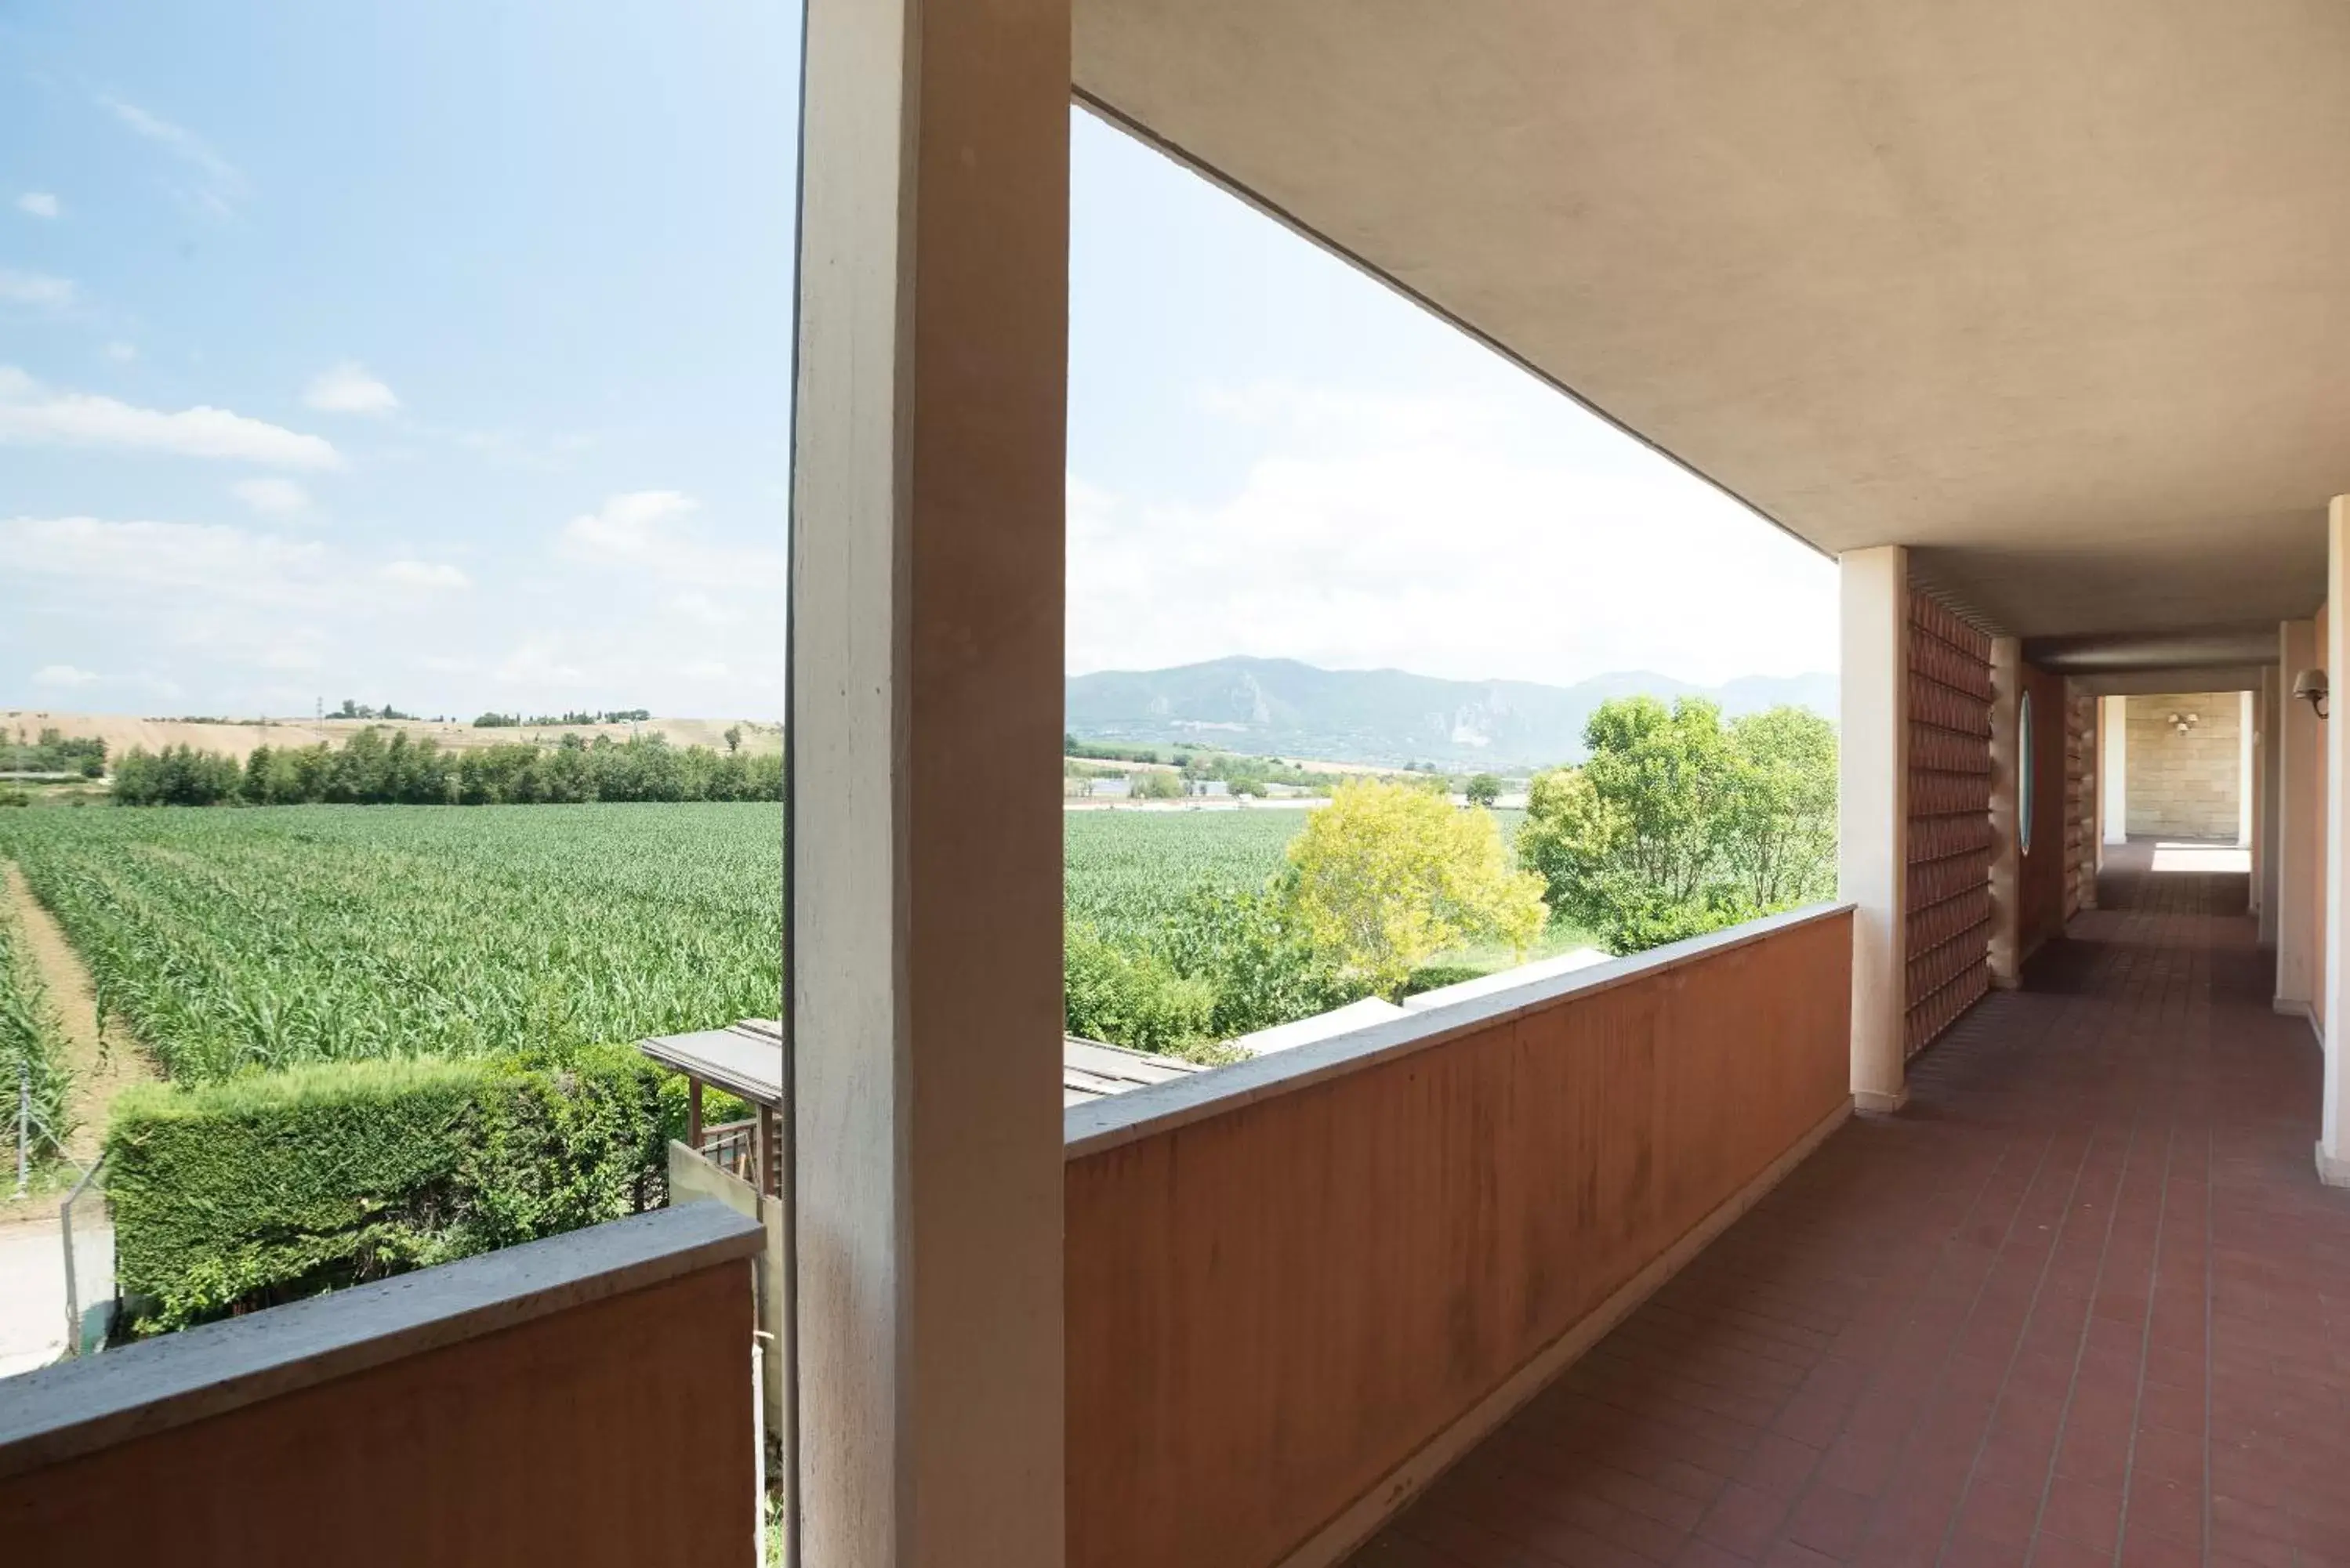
(2295, 668, 2330, 720)
(2165, 710, 2200, 736)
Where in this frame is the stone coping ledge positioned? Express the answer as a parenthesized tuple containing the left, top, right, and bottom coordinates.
(1064, 901, 1855, 1161)
(0, 1201, 763, 1482)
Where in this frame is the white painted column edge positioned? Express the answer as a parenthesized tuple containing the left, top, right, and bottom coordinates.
(1839, 545, 1909, 1114)
(2319, 499, 2349, 1184)
(2102, 695, 2129, 846)
(2240, 689, 2256, 849)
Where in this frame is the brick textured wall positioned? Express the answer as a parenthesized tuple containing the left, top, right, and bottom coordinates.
(1905, 591, 1993, 1057)
(2124, 693, 2240, 840)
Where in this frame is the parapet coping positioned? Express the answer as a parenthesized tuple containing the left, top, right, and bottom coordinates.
(0, 1200, 763, 1482)
(1064, 900, 1856, 1161)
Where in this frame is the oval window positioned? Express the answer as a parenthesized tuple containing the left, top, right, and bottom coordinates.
(2018, 690, 2036, 856)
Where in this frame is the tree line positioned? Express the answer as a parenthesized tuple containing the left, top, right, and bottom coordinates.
(2, 727, 107, 778)
(1518, 697, 1837, 951)
(111, 729, 784, 807)
(473, 708, 654, 727)
(1065, 777, 1543, 1056)
(1065, 697, 1837, 1058)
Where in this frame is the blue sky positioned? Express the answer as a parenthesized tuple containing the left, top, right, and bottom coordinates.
(1, 2, 1834, 721)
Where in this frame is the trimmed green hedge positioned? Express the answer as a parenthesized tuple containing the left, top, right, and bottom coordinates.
(106, 1046, 680, 1334)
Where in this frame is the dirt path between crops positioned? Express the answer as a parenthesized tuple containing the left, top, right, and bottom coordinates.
(4, 860, 159, 1186)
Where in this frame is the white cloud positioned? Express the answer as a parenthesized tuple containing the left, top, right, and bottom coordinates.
(232, 476, 312, 516)
(1, 515, 330, 603)
(662, 590, 742, 627)
(560, 489, 696, 558)
(258, 643, 325, 673)
(103, 341, 136, 363)
(31, 664, 100, 689)
(0, 367, 341, 469)
(0, 515, 512, 710)
(100, 96, 246, 217)
(0, 270, 75, 309)
(557, 490, 785, 587)
(457, 428, 593, 469)
(677, 659, 731, 680)
(16, 192, 60, 220)
(1066, 383, 1837, 688)
(303, 362, 400, 415)
(378, 559, 471, 591)
(496, 637, 585, 686)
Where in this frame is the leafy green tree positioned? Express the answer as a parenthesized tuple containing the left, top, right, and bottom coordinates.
(1128, 770, 1184, 801)
(112, 745, 243, 806)
(1063, 925, 1218, 1058)
(1153, 888, 1357, 1037)
(1281, 779, 1547, 996)
(1464, 773, 1503, 809)
(1518, 697, 1836, 954)
(1518, 697, 1735, 925)
(1724, 706, 1838, 910)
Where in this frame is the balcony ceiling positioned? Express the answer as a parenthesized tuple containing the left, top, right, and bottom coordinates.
(1073, 0, 2350, 643)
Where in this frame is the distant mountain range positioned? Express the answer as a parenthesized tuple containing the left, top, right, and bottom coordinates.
(1064, 657, 1837, 770)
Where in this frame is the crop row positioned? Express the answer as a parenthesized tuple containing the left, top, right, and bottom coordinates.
(0, 803, 1356, 1084)
(0, 805, 786, 1085)
(0, 870, 72, 1157)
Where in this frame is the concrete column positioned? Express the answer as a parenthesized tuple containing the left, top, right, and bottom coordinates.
(2076, 679, 2101, 908)
(2322, 498, 2350, 1185)
(2279, 617, 2321, 1018)
(2091, 694, 2107, 869)
(2101, 695, 2129, 845)
(1839, 545, 1909, 1112)
(789, 0, 1069, 1558)
(1987, 637, 2022, 987)
(2239, 689, 2257, 849)
(2261, 665, 2282, 946)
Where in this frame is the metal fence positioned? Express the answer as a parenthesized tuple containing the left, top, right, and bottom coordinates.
(59, 1153, 111, 1355)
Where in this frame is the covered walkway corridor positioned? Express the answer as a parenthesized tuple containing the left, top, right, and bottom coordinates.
(1358, 856, 2350, 1566)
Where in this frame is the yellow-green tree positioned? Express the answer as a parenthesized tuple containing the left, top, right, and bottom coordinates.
(1281, 780, 1547, 995)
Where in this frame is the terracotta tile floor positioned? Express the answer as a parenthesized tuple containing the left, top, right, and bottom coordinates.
(1354, 849, 2350, 1566)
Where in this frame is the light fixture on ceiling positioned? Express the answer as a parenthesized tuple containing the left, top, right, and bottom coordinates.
(2295, 668, 2330, 720)
(2166, 710, 2199, 737)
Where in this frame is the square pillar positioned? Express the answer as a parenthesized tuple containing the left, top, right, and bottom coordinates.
(2100, 695, 2129, 846)
(1987, 636, 2022, 987)
(2240, 689, 2257, 851)
(2279, 617, 2321, 1018)
(1840, 545, 1909, 1111)
(789, 0, 1070, 1558)
(2322, 498, 2350, 1184)
(2260, 665, 2282, 946)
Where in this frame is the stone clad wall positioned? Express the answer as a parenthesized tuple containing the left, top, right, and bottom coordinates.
(2125, 693, 2240, 840)
(2065, 686, 2097, 915)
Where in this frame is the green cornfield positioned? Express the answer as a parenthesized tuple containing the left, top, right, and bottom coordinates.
(0, 803, 1361, 1086)
(0, 805, 786, 1085)
(0, 873, 72, 1157)
(1061, 809, 1302, 940)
